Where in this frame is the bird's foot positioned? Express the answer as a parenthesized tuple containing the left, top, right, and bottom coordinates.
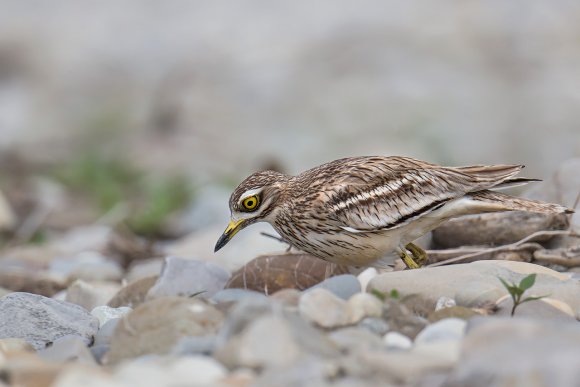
(400, 243, 428, 269)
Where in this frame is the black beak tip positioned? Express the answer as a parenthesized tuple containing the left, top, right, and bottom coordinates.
(214, 234, 228, 253)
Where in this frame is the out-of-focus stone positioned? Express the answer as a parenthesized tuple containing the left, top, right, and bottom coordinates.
(415, 318, 466, 344)
(0, 270, 65, 297)
(147, 256, 230, 299)
(309, 274, 361, 300)
(368, 260, 580, 318)
(346, 292, 383, 324)
(125, 258, 164, 283)
(270, 288, 302, 307)
(107, 276, 157, 308)
(225, 253, 349, 295)
(432, 211, 569, 249)
(328, 327, 384, 353)
(299, 288, 350, 328)
(104, 297, 223, 365)
(210, 288, 268, 304)
(91, 305, 132, 328)
(37, 335, 96, 365)
(65, 280, 120, 311)
(428, 306, 478, 322)
(446, 317, 580, 386)
(0, 292, 99, 350)
(383, 331, 413, 350)
(51, 251, 123, 282)
(0, 189, 16, 231)
(0, 338, 35, 356)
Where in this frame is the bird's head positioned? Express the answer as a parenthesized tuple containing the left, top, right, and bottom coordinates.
(214, 170, 288, 252)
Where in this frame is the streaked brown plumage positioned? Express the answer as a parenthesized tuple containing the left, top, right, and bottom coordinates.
(215, 156, 573, 268)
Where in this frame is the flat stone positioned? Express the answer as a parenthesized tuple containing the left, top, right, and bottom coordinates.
(0, 292, 99, 350)
(346, 292, 383, 324)
(368, 261, 580, 318)
(309, 274, 361, 300)
(299, 288, 350, 328)
(65, 280, 120, 311)
(210, 288, 268, 304)
(114, 356, 227, 387)
(91, 306, 132, 328)
(446, 317, 580, 386)
(104, 297, 223, 364)
(328, 327, 384, 353)
(147, 256, 230, 299)
(414, 318, 466, 344)
(37, 335, 96, 365)
(383, 331, 413, 350)
(107, 276, 158, 308)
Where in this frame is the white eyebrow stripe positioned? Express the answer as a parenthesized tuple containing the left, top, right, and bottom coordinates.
(239, 188, 264, 202)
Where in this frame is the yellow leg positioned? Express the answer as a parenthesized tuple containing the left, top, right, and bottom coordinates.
(406, 242, 428, 267)
(399, 249, 420, 269)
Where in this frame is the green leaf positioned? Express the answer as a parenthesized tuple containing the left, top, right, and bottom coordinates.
(390, 289, 400, 299)
(370, 289, 386, 301)
(498, 277, 513, 291)
(520, 295, 548, 304)
(519, 274, 537, 291)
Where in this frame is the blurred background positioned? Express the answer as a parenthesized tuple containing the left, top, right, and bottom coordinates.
(0, 1, 579, 246)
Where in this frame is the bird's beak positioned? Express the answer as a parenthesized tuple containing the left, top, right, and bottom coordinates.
(214, 218, 247, 252)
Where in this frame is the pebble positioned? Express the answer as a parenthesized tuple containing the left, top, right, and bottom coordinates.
(0, 292, 99, 350)
(107, 276, 158, 308)
(414, 318, 467, 344)
(147, 256, 230, 299)
(114, 355, 228, 387)
(91, 305, 132, 328)
(383, 331, 413, 350)
(356, 267, 378, 291)
(435, 296, 456, 311)
(104, 297, 224, 365)
(309, 274, 361, 300)
(37, 335, 96, 365)
(125, 258, 164, 283)
(51, 251, 123, 282)
(329, 327, 384, 352)
(210, 288, 268, 304)
(446, 317, 580, 386)
(171, 335, 218, 356)
(299, 288, 350, 328)
(346, 292, 383, 324)
(65, 280, 120, 311)
(357, 317, 390, 336)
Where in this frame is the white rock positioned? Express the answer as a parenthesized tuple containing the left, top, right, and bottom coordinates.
(346, 292, 383, 324)
(91, 305, 132, 328)
(299, 288, 350, 328)
(415, 318, 467, 344)
(115, 356, 227, 387)
(357, 267, 378, 291)
(383, 331, 413, 350)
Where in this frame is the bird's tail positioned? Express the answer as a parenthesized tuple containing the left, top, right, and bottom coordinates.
(470, 190, 574, 215)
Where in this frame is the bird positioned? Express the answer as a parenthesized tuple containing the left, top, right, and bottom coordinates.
(214, 156, 574, 269)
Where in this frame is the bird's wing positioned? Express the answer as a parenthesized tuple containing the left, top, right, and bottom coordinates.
(323, 156, 522, 232)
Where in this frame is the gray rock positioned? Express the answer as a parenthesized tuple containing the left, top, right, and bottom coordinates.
(0, 292, 99, 350)
(65, 280, 120, 311)
(93, 318, 119, 347)
(51, 251, 123, 282)
(125, 258, 164, 283)
(299, 288, 350, 328)
(147, 256, 230, 299)
(328, 327, 384, 353)
(104, 297, 224, 365)
(171, 335, 218, 356)
(218, 297, 275, 341)
(446, 317, 580, 387)
(91, 305, 132, 328)
(368, 261, 580, 318)
(37, 335, 96, 365)
(414, 318, 466, 344)
(357, 317, 390, 336)
(309, 274, 361, 300)
(210, 288, 268, 303)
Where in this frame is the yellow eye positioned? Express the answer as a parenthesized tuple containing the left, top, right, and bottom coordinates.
(242, 195, 259, 211)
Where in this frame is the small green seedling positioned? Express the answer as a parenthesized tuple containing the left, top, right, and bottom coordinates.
(498, 274, 546, 317)
(370, 288, 400, 301)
